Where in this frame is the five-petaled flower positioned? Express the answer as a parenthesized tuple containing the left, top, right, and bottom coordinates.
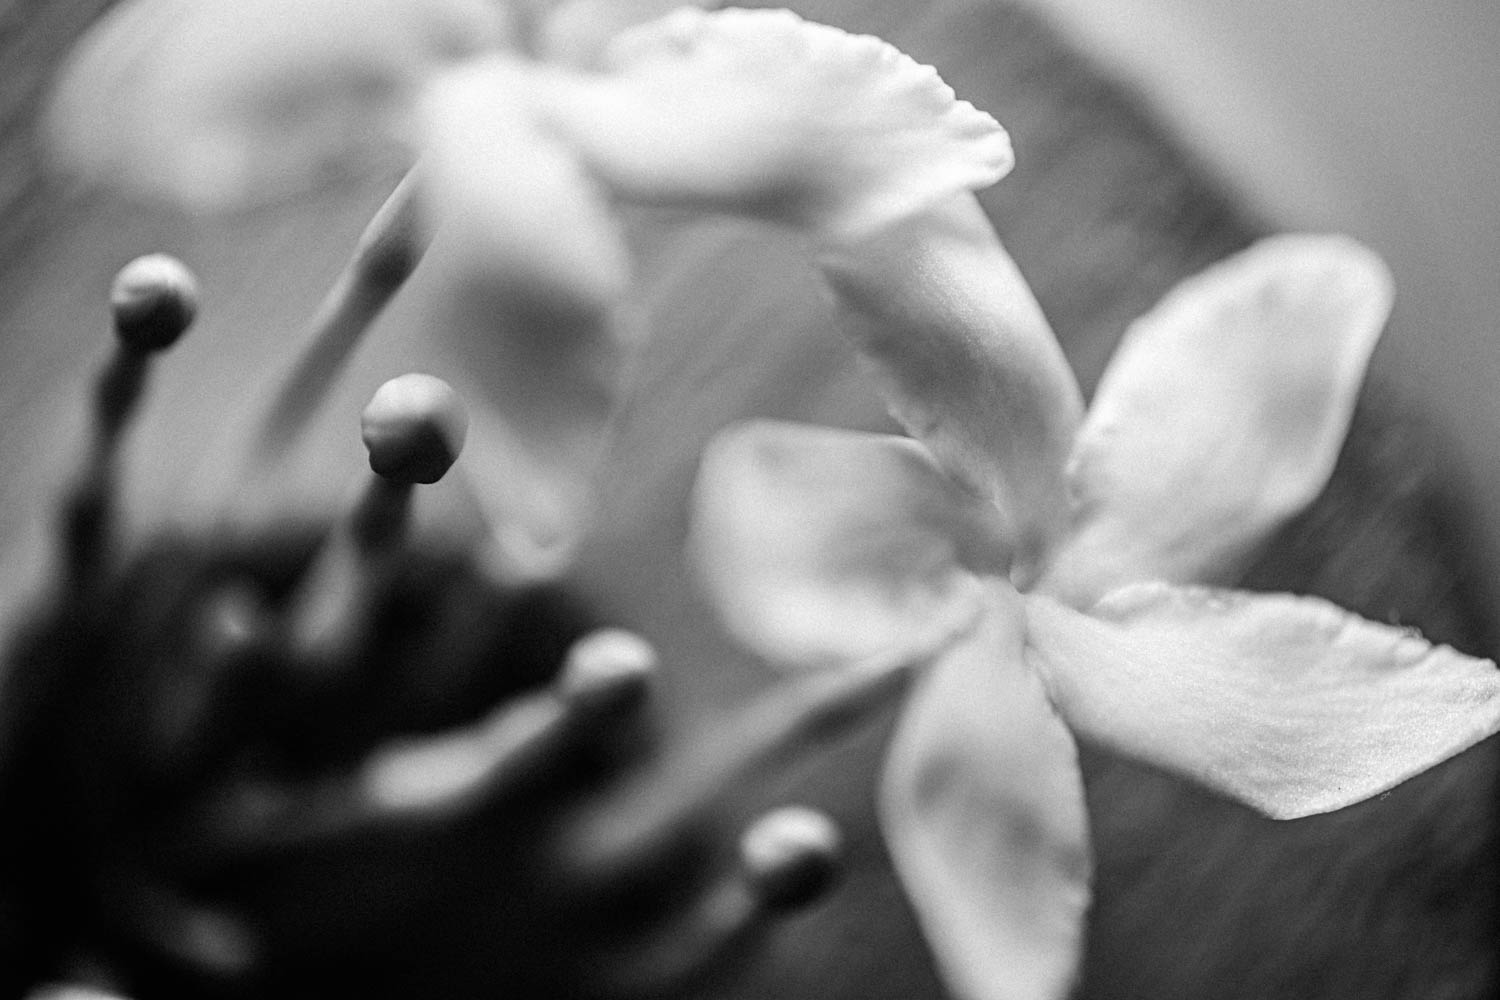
(684, 133, 1500, 1000)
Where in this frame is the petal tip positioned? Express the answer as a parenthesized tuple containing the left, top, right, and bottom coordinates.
(1032, 583, 1500, 823)
(583, 6, 1012, 236)
(1249, 232, 1396, 322)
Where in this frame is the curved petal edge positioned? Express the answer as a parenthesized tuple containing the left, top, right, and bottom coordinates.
(539, 6, 1012, 241)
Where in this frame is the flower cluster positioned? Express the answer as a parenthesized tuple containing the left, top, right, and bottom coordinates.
(37, 4, 1500, 1000)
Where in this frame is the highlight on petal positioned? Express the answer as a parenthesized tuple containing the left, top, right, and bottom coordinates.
(818, 196, 1085, 578)
(535, 6, 1012, 241)
(1025, 582, 1500, 819)
(882, 586, 1091, 1000)
(418, 57, 634, 575)
(687, 421, 1010, 670)
(419, 57, 631, 319)
(1039, 234, 1394, 606)
(45, 0, 511, 209)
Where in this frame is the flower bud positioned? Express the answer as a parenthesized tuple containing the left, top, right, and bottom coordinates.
(110, 253, 199, 352)
(361, 374, 468, 484)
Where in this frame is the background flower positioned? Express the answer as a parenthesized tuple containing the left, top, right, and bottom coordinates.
(40, 0, 735, 580)
(42, 0, 713, 210)
(44, 1, 1013, 579)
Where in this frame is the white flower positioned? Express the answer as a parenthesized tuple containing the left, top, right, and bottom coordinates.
(44, 0, 738, 573)
(46, 3, 1009, 578)
(686, 161, 1500, 1000)
(42, 0, 721, 209)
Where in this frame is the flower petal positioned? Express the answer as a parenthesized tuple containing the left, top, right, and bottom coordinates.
(1038, 234, 1394, 605)
(45, 0, 510, 209)
(1025, 582, 1500, 819)
(817, 196, 1085, 576)
(417, 57, 634, 575)
(533, 7, 1012, 241)
(687, 420, 1009, 670)
(527, 9, 1064, 570)
(537, 0, 721, 68)
(882, 585, 1091, 1000)
(418, 57, 631, 321)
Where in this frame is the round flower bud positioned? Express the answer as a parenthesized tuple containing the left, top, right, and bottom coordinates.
(361, 374, 469, 484)
(560, 628, 657, 716)
(110, 253, 200, 351)
(740, 805, 844, 911)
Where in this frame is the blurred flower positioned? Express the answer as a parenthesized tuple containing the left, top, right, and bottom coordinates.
(42, 0, 714, 209)
(43, 0, 750, 574)
(45, 2, 1010, 578)
(687, 202, 1500, 998)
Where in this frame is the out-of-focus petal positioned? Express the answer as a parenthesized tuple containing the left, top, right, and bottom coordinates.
(45, 0, 510, 209)
(881, 585, 1091, 1000)
(1026, 582, 1500, 819)
(535, 7, 1011, 242)
(1038, 235, 1393, 606)
(537, 0, 721, 68)
(818, 196, 1084, 578)
(419, 57, 630, 319)
(418, 56, 633, 576)
(688, 421, 1010, 670)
